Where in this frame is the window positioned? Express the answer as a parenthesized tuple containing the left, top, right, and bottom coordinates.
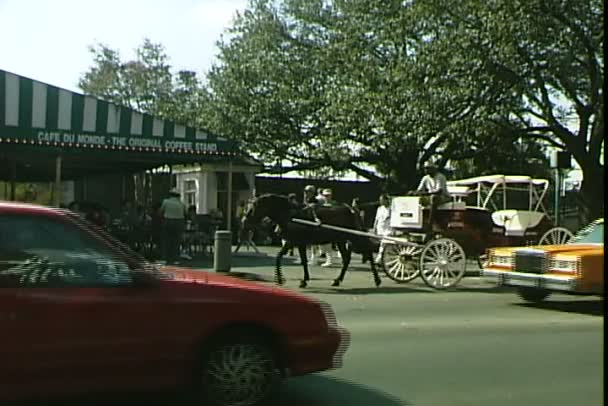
(183, 179, 198, 210)
(0, 214, 133, 287)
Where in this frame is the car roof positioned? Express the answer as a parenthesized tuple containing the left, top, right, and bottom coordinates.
(0, 200, 63, 217)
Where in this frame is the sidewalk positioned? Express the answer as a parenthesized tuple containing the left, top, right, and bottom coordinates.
(173, 245, 281, 282)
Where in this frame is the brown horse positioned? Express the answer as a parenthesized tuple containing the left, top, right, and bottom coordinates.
(245, 194, 381, 288)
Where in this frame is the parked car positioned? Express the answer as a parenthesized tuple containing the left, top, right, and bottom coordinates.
(482, 218, 604, 302)
(0, 201, 349, 406)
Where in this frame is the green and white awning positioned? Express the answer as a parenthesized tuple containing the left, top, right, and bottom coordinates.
(0, 69, 239, 157)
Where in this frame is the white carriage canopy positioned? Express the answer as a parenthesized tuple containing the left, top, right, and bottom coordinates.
(447, 174, 549, 212)
(0, 69, 251, 221)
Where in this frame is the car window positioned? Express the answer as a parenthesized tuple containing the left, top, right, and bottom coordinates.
(0, 214, 133, 287)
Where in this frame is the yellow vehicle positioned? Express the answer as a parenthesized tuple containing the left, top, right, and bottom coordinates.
(482, 219, 604, 302)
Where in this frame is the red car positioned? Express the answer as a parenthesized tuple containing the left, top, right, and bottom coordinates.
(0, 201, 349, 406)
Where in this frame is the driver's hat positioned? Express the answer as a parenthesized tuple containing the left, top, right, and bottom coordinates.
(304, 184, 316, 192)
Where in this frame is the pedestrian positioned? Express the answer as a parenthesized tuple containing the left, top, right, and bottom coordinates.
(159, 188, 187, 264)
(319, 188, 339, 267)
(316, 188, 326, 205)
(234, 199, 260, 254)
(321, 188, 337, 206)
(303, 185, 318, 206)
(373, 194, 392, 265)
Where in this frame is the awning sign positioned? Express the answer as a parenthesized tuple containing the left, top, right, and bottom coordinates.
(0, 69, 239, 156)
(35, 130, 219, 152)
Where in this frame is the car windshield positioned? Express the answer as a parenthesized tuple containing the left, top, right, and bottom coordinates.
(570, 221, 604, 244)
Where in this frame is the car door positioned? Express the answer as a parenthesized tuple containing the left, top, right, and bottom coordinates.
(0, 273, 24, 399)
(0, 212, 180, 398)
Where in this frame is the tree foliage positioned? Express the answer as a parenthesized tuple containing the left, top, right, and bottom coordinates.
(79, 39, 209, 128)
(204, 0, 602, 218)
(78, 1, 603, 219)
(414, 0, 604, 221)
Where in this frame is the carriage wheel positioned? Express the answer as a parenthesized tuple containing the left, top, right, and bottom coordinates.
(538, 227, 574, 245)
(419, 238, 467, 290)
(381, 242, 422, 283)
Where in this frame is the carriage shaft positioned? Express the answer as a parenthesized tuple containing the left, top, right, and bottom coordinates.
(290, 218, 418, 247)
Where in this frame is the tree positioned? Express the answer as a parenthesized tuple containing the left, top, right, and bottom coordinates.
(204, 0, 461, 192)
(203, 0, 564, 194)
(79, 39, 209, 128)
(411, 0, 604, 221)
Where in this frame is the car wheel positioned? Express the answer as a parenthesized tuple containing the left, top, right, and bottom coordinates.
(195, 334, 280, 406)
(517, 287, 551, 303)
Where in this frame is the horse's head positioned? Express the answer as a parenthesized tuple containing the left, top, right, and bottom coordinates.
(244, 194, 292, 229)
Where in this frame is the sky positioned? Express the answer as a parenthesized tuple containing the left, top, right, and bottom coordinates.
(0, 0, 249, 92)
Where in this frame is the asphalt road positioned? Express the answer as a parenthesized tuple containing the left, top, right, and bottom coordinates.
(254, 251, 604, 406)
(229, 248, 604, 406)
(16, 247, 605, 406)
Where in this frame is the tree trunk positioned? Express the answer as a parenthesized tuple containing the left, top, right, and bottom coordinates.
(387, 148, 420, 194)
(577, 164, 604, 225)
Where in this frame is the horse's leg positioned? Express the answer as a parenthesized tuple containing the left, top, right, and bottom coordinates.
(369, 249, 382, 287)
(332, 242, 351, 287)
(275, 243, 290, 286)
(297, 244, 310, 288)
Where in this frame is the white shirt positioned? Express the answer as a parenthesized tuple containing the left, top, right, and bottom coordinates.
(416, 173, 449, 196)
(374, 205, 391, 236)
(161, 197, 186, 219)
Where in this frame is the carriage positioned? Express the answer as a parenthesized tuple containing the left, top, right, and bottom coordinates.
(379, 174, 574, 289)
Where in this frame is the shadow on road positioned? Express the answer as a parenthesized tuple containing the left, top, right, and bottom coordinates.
(454, 285, 516, 294)
(516, 299, 604, 317)
(11, 375, 410, 406)
(265, 374, 411, 406)
(302, 284, 432, 295)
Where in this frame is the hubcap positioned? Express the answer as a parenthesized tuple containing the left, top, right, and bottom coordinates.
(203, 343, 275, 406)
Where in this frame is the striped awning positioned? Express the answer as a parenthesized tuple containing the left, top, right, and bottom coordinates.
(0, 69, 239, 158)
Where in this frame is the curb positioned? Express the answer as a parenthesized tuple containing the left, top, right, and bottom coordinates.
(218, 271, 274, 283)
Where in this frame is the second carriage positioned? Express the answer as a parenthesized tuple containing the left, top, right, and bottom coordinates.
(379, 174, 574, 289)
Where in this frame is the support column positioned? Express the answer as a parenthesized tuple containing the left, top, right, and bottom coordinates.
(9, 159, 17, 201)
(227, 161, 233, 231)
(53, 155, 62, 207)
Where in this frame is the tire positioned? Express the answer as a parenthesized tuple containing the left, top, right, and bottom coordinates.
(517, 287, 552, 303)
(194, 333, 281, 406)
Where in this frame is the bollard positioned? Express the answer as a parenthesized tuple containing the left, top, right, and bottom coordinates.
(214, 230, 232, 272)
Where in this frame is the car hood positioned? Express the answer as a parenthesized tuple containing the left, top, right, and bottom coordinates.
(494, 243, 603, 256)
(157, 265, 315, 304)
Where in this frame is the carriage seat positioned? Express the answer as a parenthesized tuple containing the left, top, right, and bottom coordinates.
(447, 185, 471, 200)
(491, 210, 545, 236)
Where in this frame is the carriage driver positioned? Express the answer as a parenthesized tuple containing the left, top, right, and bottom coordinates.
(409, 161, 451, 231)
